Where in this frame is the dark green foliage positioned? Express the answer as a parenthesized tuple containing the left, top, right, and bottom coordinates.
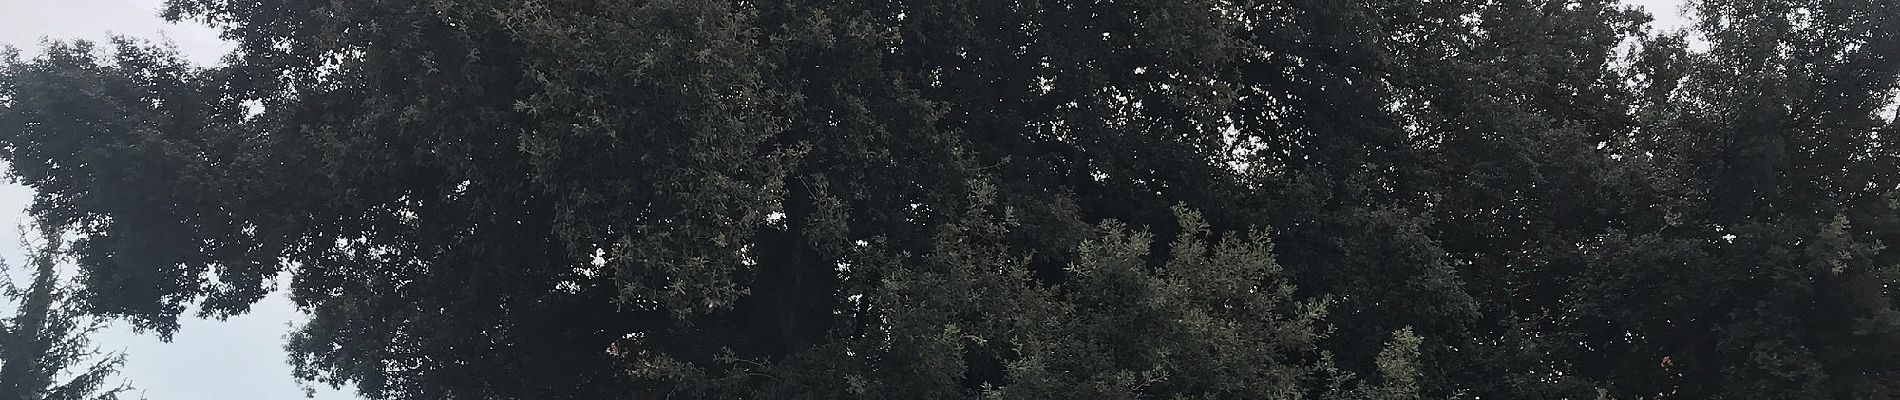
(1, 0, 1898, 399)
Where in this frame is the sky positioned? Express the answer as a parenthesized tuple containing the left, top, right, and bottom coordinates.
(0, 0, 1693, 399)
(1630, 0, 1694, 33)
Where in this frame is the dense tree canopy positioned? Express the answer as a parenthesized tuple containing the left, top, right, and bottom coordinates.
(1, 0, 1898, 398)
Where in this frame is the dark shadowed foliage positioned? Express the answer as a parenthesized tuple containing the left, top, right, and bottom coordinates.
(0, 0, 1897, 399)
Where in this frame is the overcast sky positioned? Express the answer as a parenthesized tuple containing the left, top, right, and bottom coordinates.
(0, 0, 1691, 399)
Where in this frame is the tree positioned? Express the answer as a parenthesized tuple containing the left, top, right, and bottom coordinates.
(0, 226, 133, 400)
(1563, 0, 1900, 397)
(1, 0, 1899, 399)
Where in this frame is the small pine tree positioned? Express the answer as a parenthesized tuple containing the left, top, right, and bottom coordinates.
(0, 228, 132, 400)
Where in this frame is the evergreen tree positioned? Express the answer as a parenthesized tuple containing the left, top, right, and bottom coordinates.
(0, 227, 133, 400)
